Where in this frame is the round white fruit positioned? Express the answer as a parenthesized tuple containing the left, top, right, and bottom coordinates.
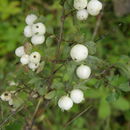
(70, 44, 88, 62)
(28, 62, 39, 71)
(9, 81, 18, 86)
(15, 46, 25, 57)
(76, 9, 88, 20)
(9, 99, 14, 106)
(29, 52, 41, 63)
(74, 0, 88, 10)
(58, 96, 73, 111)
(20, 54, 29, 65)
(24, 25, 33, 38)
(70, 89, 84, 104)
(88, 10, 100, 16)
(32, 23, 46, 35)
(76, 65, 91, 79)
(31, 35, 45, 45)
(25, 14, 37, 25)
(0, 92, 12, 101)
(87, 0, 102, 16)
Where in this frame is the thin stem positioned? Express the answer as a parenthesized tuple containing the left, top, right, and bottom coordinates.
(28, 97, 43, 130)
(92, 11, 104, 41)
(47, 5, 66, 90)
(63, 106, 92, 128)
(64, 9, 76, 18)
(92, 4, 106, 41)
(56, 7, 65, 58)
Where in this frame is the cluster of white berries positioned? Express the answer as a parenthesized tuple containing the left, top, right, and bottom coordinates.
(70, 44, 91, 79)
(15, 46, 41, 71)
(0, 91, 16, 106)
(24, 14, 46, 45)
(15, 14, 46, 71)
(58, 44, 91, 111)
(74, 0, 103, 20)
(58, 89, 84, 111)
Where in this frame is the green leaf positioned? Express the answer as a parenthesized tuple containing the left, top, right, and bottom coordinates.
(13, 97, 24, 108)
(119, 82, 130, 92)
(86, 56, 104, 70)
(0, 0, 21, 20)
(95, 80, 104, 88)
(36, 87, 47, 96)
(18, 92, 28, 101)
(28, 77, 41, 85)
(113, 97, 130, 111)
(45, 90, 56, 100)
(85, 41, 96, 55)
(115, 63, 130, 79)
(63, 61, 77, 81)
(110, 75, 120, 86)
(5, 119, 24, 130)
(85, 89, 101, 98)
(45, 36, 54, 47)
(51, 81, 64, 89)
(98, 98, 111, 119)
(106, 92, 119, 103)
(64, 0, 73, 10)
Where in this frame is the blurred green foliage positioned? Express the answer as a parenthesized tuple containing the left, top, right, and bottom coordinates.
(0, 0, 130, 130)
(0, 0, 21, 20)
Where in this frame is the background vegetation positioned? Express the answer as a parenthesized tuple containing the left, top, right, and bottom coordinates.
(0, 0, 130, 130)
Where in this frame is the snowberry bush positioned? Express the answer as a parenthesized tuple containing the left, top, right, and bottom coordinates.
(1, 0, 130, 129)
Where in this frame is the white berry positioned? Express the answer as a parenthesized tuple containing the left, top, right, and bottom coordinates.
(29, 52, 41, 63)
(31, 35, 45, 45)
(20, 54, 29, 65)
(9, 99, 13, 106)
(25, 14, 37, 25)
(15, 46, 25, 57)
(0, 92, 11, 101)
(9, 81, 18, 86)
(28, 62, 39, 71)
(76, 65, 91, 79)
(32, 23, 46, 35)
(88, 10, 100, 16)
(70, 44, 88, 62)
(87, 0, 102, 16)
(76, 9, 88, 20)
(24, 25, 33, 38)
(58, 96, 73, 111)
(31, 92, 39, 98)
(74, 0, 88, 10)
(70, 89, 84, 104)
